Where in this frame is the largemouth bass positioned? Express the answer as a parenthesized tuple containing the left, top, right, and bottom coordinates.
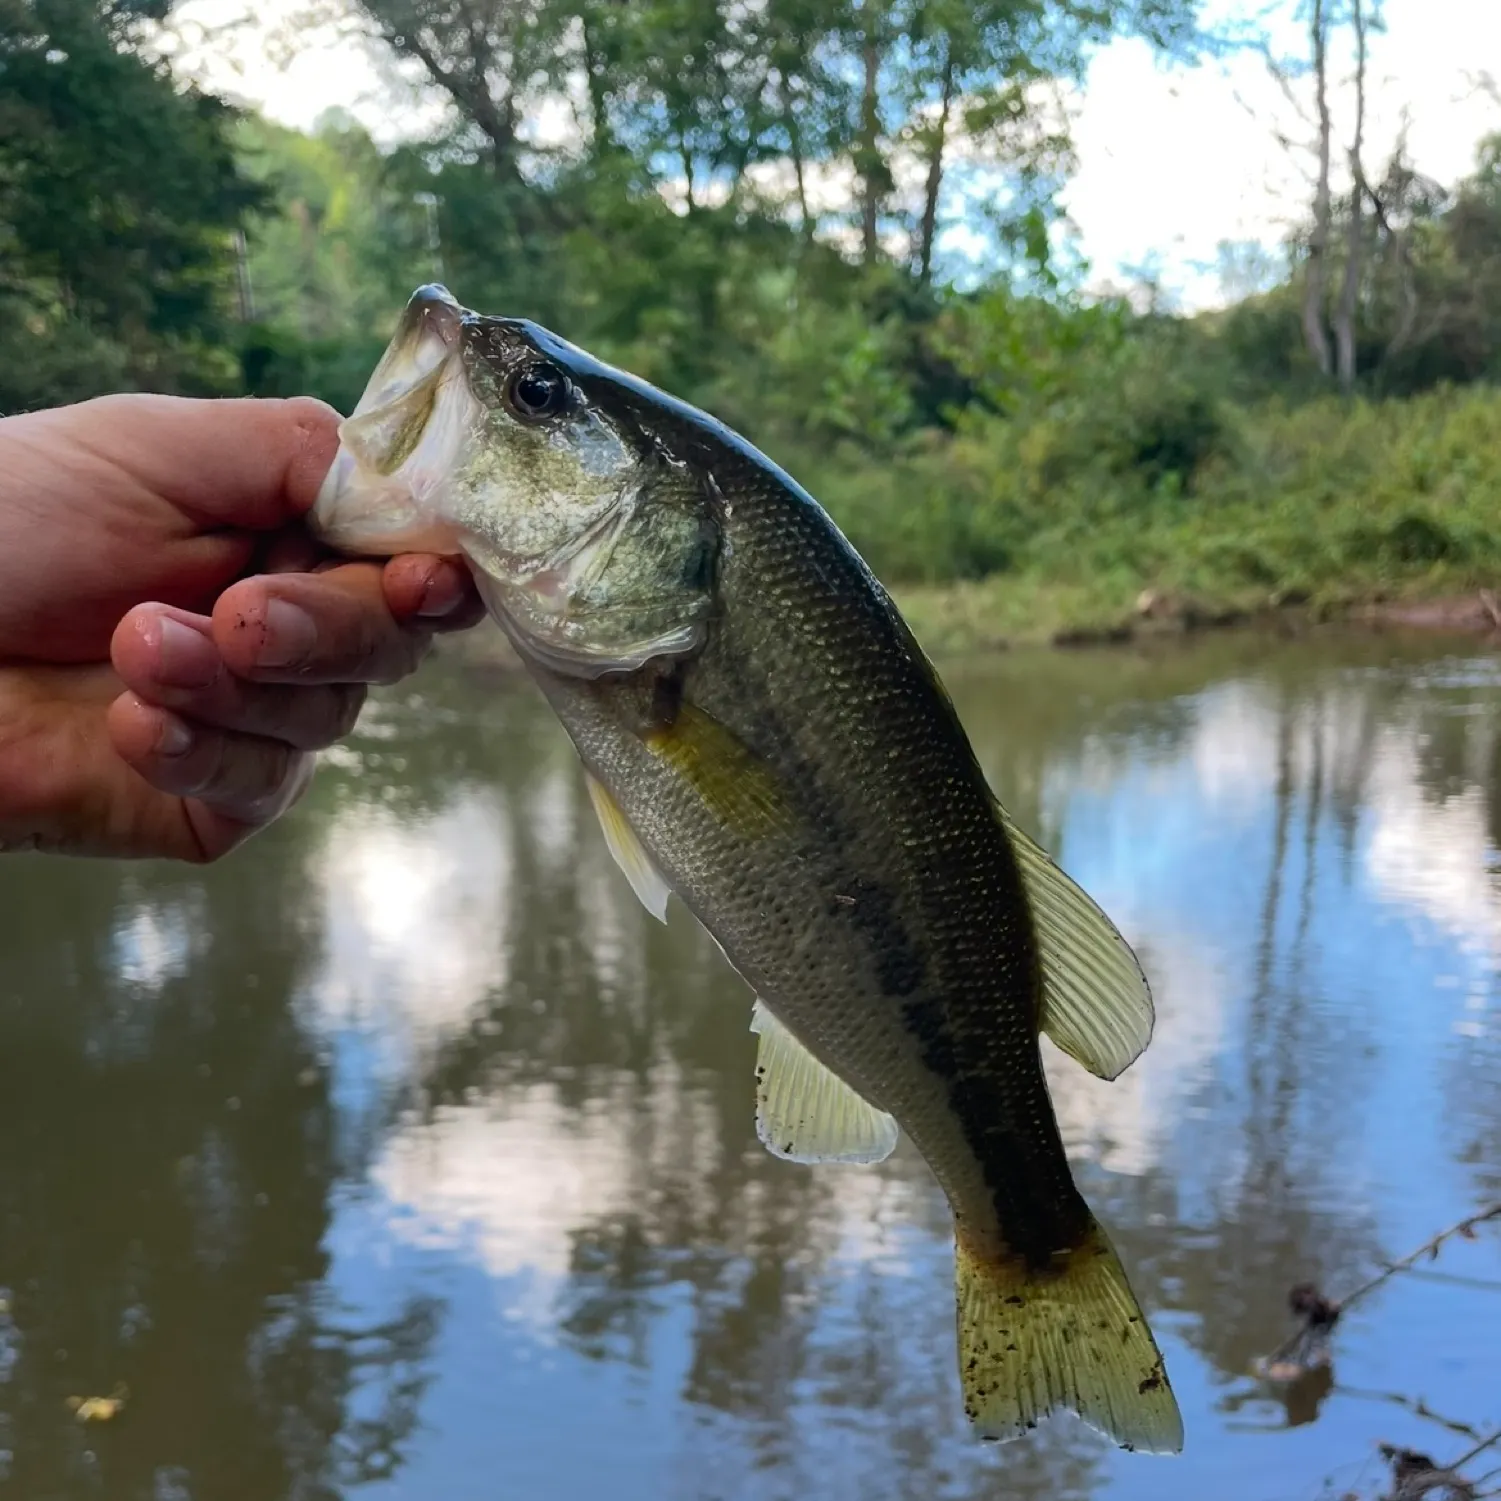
(312, 285, 1183, 1453)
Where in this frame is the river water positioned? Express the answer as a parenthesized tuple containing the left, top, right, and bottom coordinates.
(0, 628, 1497, 1501)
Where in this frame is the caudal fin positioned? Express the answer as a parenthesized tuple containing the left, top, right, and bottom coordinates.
(955, 1216, 1183, 1453)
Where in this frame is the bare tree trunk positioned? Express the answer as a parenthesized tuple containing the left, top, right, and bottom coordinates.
(1333, 0, 1368, 393)
(679, 140, 696, 213)
(917, 45, 955, 287)
(233, 228, 255, 324)
(787, 106, 812, 237)
(1304, 0, 1333, 377)
(579, 12, 612, 157)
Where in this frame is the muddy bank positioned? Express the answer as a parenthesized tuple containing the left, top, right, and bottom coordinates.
(433, 585, 1501, 669)
(1041, 588, 1501, 651)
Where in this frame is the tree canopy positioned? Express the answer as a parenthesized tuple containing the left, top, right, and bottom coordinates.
(5, 0, 1501, 618)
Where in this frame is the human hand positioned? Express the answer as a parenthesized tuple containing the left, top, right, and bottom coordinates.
(0, 393, 483, 861)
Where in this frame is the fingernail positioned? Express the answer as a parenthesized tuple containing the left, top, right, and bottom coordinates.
(154, 617, 219, 689)
(257, 599, 317, 668)
(157, 711, 193, 758)
(417, 568, 466, 618)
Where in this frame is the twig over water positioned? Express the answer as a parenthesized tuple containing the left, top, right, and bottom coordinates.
(1336, 1386, 1491, 1443)
(1452, 1432, 1501, 1476)
(1347, 1206, 1501, 1320)
(1263, 1202, 1501, 1370)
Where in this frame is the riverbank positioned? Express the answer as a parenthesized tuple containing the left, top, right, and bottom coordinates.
(438, 575, 1501, 674)
(796, 384, 1501, 654)
(895, 576, 1501, 654)
(435, 382, 1501, 666)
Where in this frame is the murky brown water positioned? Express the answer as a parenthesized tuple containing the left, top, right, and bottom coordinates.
(0, 628, 1498, 1501)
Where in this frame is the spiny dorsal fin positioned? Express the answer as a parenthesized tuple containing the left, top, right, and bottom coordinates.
(997, 805, 1154, 1082)
(585, 771, 672, 922)
(750, 1000, 898, 1165)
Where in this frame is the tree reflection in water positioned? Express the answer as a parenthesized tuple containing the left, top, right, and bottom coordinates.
(0, 817, 439, 1499)
(0, 634, 1497, 1500)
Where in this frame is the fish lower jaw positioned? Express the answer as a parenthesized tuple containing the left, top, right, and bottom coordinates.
(310, 454, 464, 558)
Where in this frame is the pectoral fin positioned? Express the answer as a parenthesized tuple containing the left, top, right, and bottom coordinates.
(998, 806, 1154, 1082)
(644, 705, 795, 839)
(750, 1000, 898, 1165)
(585, 772, 672, 922)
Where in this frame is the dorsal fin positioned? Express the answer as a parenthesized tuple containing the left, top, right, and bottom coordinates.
(997, 806, 1155, 1081)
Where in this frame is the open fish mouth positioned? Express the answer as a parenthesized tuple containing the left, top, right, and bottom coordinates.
(310, 284, 479, 557)
(350, 284, 465, 417)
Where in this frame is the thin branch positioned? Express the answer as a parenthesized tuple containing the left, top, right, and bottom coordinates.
(1335, 1384, 1490, 1442)
(1402, 1267, 1501, 1293)
(1462, 69, 1501, 109)
(1263, 1203, 1501, 1367)
(1342, 1204, 1501, 1318)
(1255, 38, 1316, 129)
(1454, 1430, 1501, 1474)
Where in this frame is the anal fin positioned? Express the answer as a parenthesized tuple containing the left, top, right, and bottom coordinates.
(750, 1000, 898, 1165)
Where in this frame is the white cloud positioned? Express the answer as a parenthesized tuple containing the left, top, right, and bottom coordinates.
(307, 789, 517, 1058)
(159, 0, 1500, 307)
(1064, 0, 1501, 307)
(1043, 924, 1228, 1177)
(1364, 723, 1501, 975)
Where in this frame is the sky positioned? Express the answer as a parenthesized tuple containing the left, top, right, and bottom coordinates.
(168, 0, 1501, 310)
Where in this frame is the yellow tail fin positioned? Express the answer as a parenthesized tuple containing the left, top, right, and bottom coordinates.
(955, 1217, 1183, 1453)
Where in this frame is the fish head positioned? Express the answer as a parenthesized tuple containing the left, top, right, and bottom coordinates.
(312, 285, 720, 677)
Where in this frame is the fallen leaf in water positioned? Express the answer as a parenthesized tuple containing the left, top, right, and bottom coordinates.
(65, 1384, 128, 1423)
(1254, 1283, 1341, 1382)
(1289, 1283, 1341, 1330)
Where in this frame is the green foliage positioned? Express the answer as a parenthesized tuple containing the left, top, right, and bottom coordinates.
(802, 381, 1501, 646)
(6, 0, 1501, 650)
(0, 0, 261, 410)
(237, 322, 390, 414)
(235, 113, 409, 340)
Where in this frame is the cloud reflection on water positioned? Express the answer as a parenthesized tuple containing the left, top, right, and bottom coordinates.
(291, 642, 1501, 1499)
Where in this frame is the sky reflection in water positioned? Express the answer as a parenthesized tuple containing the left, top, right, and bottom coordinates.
(0, 630, 1496, 1500)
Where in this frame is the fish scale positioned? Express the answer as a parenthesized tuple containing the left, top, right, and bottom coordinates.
(311, 283, 1185, 1455)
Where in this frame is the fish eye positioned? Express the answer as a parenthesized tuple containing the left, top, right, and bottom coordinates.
(507, 362, 571, 421)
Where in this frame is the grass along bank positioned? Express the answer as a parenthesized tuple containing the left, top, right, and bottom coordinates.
(808, 383, 1501, 654)
(443, 383, 1501, 665)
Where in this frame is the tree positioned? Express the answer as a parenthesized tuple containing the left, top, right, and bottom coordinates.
(338, 0, 1199, 288)
(1331, 0, 1367, 391)
(1302, 0, 1334, 377)
(347, 0, 565, 181)
(1257, 0, 1385, 386)
(0, 0, 262, 409)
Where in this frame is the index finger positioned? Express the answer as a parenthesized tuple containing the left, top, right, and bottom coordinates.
(12, 394, 341, 532)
